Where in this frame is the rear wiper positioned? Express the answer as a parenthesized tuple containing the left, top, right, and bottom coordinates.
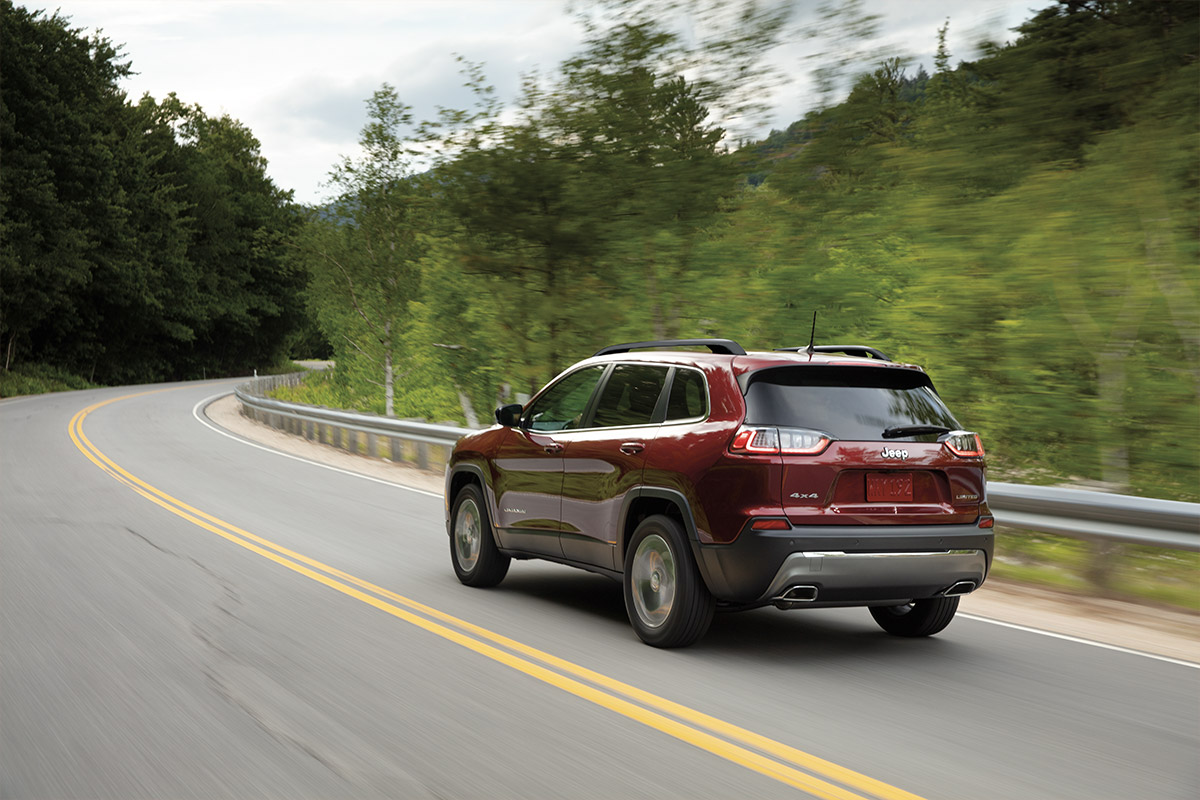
(882, 425, 951, 439)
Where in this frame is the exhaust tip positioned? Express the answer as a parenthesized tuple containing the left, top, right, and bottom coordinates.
(773, 585, 819, 608)
(942, 580, 977, 597)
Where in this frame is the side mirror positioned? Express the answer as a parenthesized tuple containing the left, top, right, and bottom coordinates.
(495, 403, 524, 427)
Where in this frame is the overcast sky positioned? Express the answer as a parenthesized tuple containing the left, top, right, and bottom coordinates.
(43, 1, 1041, 205)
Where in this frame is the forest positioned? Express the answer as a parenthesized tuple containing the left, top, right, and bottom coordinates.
(0, 0, 305, 386)
(2, 0, 1196, 501)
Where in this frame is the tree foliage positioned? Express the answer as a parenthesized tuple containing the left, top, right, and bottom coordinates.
(0, 1, 304, 383)
(289, 1, 1197, 500)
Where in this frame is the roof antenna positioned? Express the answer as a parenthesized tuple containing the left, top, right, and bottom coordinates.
(806, 310, 817, 357)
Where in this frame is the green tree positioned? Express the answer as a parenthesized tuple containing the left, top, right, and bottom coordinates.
(1, 2, 302, 382)
(0, 1, 130, 372)
(301, 85, 425, 416)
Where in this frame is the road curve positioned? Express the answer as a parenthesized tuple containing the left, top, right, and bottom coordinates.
(2, 379, 1196, 799)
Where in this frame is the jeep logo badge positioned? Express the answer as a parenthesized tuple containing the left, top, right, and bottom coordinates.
(880, 448, 909, 460)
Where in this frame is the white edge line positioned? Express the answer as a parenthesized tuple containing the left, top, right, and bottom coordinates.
(191, 392, 443, 500)
(959, 613, 1200, 669)
(191, 391, 1198, 670)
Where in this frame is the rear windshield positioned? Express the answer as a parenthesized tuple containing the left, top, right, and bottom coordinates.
(743, 366, 959, 441)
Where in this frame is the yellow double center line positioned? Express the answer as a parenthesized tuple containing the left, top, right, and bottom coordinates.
(71, 390, 927, 800)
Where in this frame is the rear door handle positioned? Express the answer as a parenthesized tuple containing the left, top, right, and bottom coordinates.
(620, 442, 645, 455)
(543, 442, 564, 454)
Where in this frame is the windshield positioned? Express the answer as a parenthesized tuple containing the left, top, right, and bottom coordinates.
(743, 366, 960, 442)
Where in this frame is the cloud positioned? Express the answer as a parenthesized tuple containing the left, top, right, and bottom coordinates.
(259, 15, 582, 202)
(46, 0, 1038, 205)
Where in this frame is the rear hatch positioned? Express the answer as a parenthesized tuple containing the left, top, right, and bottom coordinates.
(741, 365, 985, 525)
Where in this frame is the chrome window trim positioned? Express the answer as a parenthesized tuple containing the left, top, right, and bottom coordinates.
(523, 361, 711, 433)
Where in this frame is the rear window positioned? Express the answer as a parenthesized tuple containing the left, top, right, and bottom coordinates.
(743, 366, 959, 441)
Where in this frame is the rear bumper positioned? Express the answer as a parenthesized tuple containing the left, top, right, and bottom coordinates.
(692, 523, 994, 606)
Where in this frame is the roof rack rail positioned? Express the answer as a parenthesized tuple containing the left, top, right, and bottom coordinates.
(594, 338, 747, 357)
(773, 344, 892, 361)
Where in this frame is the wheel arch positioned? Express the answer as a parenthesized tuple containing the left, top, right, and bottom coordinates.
(446, 462, 490, 536)
(618, 488, 701, 566)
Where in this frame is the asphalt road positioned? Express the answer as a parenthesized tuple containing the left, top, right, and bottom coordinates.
(2, 379, 1196, 800)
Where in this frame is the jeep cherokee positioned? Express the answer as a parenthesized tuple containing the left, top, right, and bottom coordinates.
(445, 338, 993, 647)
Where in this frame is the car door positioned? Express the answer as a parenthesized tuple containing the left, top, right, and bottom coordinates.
(558, 363, 670, 570)
(492, 365, 606, 556)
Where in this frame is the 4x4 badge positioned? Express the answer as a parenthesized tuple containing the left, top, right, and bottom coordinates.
(880, 448, 909, 460)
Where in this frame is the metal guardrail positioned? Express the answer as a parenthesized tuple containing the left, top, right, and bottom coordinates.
(235, 374, 1200, 552)
(988, 483, 1199, 552)
(235, 373, 468, 471)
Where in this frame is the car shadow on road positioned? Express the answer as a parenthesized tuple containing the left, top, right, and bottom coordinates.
(492, 569, 964, 663)
(699, 607, 958, 664)
(494, 570, 630, 626)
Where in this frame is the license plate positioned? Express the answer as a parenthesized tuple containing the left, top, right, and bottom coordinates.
(866, 473, 913, 502)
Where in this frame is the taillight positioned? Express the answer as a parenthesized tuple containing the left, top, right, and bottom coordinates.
(943, 430, 985, 458)
(730, 426, 832, 455)
(730, 427, 779, 453)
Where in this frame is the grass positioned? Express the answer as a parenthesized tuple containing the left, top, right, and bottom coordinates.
(0, 364, 99, 398)
(269, 367, 367, 410)
(993, 529, 1200, 611)
(258, 359, 316, 376)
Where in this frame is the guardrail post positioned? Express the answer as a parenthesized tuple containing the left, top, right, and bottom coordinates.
(1085, 540, 1123, 595)
(366, 432, 377, 458)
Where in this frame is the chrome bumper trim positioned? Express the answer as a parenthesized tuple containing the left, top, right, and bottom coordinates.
(759, 549, 989, 603)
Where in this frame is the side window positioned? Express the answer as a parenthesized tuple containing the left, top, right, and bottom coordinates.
(525, 366, 605, 432)
(591, 364, 669, 428)
(665, 368, 708, 421)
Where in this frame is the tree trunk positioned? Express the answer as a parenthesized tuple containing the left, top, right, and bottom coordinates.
(1085, 349, 1133, 593)
(545, 260, 560, 378)
(1095, 349, 1131, 489)
(645, 242, 665, 340)
(457, 389, 480, 428)
(384, 321, 395, 417)
(1055, 262, 1147, 597)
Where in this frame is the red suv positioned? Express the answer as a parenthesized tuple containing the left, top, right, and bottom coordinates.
(445, 339, 993, 647)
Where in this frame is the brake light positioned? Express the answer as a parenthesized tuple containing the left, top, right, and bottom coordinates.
(978, 517, 994, 528)
(730, 427, 779, 453)
(730, 426, 832, 455)
(943, 431, 985, 458)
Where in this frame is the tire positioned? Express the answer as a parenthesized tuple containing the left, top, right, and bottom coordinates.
(869, 596, 959, 637)
(450, 484, 510, 587)
(623, 515, 714, 648)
